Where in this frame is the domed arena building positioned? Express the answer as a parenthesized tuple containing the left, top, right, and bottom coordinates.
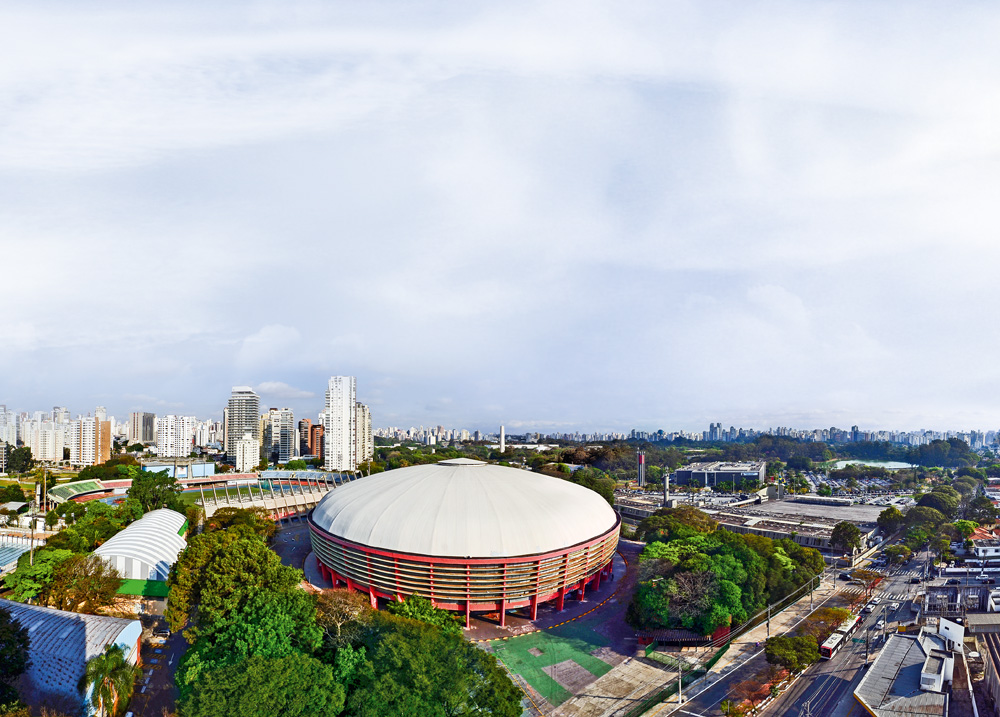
(308, 458, 620, 627)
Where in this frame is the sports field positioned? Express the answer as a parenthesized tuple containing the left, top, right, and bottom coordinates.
(492, 615, 614, 707)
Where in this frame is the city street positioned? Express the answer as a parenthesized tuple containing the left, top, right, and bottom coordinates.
(763, 547, 932, 717)
(660, 547, 932, 717)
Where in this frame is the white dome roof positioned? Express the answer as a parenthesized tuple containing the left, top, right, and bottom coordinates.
(310, 459, 618, 558)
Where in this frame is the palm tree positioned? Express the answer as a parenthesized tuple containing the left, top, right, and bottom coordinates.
(78, 644, 140, 717)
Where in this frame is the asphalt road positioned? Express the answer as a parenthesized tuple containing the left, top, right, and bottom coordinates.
(763, 547, 933, 717)
(669, 548, 932, 717)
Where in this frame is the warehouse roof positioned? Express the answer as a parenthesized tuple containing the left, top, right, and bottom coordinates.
(94, 508, 187, 577)
(311, 459, 618, 558)
(854, 629, 949, 717)
(0, 598, 141, 708)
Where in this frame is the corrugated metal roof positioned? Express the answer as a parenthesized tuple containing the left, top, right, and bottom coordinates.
(94, 508, 187, 581)
(311, 460, 618, 557)
(0, 598, 141, 707)
(854, 630, 948, 717)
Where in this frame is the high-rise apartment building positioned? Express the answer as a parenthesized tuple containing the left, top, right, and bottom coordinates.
(298, 419, 312, 456)
(309, 424, 324, 458)
(128, 412, 156, 445)
(265, 408, 296, 464)
(27, 421, 65, 462)
(226, 387, 260, 463)
(0, 406, 15, 448)
(354, 402, 373, 466)
(234, 432, 260, 473)
(321, 376, 356, 472)
(156, 415, 195, 458)
(69, 416, 111, 467)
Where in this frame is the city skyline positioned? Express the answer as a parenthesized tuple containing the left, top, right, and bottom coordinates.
(4, 3, 1000, 431)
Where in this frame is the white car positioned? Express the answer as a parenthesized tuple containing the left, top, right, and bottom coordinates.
(890, 602, 900, 611)
(875, 620, 885, 630)
(871, 597, 882, 604)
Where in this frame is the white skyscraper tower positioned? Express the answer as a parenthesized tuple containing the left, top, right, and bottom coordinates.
(226, 387, 260, 463)
(354, 402, 373, 465)
(156, 415, 196, 458)
(322, 376, 357, 472)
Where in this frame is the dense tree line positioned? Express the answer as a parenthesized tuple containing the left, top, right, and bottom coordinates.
(837, 438, 979, 468)
(167, 510, 522, 717)
(2, 471, 192, 614)
(627, 507, 824, 635)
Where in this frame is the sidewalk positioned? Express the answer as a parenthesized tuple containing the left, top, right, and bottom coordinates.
(705, 575, 838, 675)
(647, 575, 842, 716)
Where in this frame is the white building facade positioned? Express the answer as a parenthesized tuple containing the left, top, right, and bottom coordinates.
(234, 432, 260, 473)
(226, 387, 260, 463)
(156, 415, 195, 458)
(322, 376, 356, 472)
(355, 402, 373, 466)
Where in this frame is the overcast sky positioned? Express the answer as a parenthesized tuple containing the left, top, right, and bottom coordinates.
(2, 1, 1000, 433)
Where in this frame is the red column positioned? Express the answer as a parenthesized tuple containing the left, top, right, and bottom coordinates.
(530, 594, 538, 621)
(465, 601, 471, 629)
(499, 600, 506, 627)
(580, 578, 586, 600)
(557, 586, 566, 611)
(594, 570, 602, 591)
(369, 586, 377, 609)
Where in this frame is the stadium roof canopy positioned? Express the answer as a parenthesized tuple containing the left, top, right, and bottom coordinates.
(94, 508, 187, 581)
(310, 458, 617, 558)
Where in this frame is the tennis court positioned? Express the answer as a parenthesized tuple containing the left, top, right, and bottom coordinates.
(492, 616, 614, 706)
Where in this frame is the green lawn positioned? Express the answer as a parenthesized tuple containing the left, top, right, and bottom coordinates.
(118, 579, 170, 597)
(491, 615, 613, 706)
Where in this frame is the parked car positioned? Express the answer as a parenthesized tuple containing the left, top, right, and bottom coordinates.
(910, 577, 921, 584)
(890, 602, 900, 611)
(947, 578, 961, 585)
(871, 597, 882, 604)
(875, 620, 885, 630)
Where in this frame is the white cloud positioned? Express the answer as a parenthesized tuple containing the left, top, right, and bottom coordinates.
(255, 381, 316, 400)
(2, 1, 1000, 431)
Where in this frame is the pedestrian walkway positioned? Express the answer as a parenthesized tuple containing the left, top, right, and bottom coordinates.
(837, 586, 910, 602)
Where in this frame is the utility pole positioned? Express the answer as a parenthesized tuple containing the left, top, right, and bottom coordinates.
(677, 660, 683, 704)
(767, 604, 771, 637)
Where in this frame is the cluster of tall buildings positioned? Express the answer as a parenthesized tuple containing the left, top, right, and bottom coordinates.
(222, 376, 373, 473)
(1, 405, 114, 467)
(628, 423, 1000, 448)
(0, 375, 373, 474)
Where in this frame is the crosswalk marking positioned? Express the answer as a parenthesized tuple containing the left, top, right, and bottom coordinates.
(838, 586, 909, 601)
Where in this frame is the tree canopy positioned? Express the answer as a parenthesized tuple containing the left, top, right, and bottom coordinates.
(347, 612, 521, 717)
(166, 527, 303, 641)
(628, 519, 823, 635)
(127, 469, 183, 513)
(384, 594, 463, 638)
(179, 654, 345, 717)
(830, 522, 862, 554)
(877, 506, 904, 534)
(0, 607, 29, 706)
(764, 635, 819, 673)
(968, 496, 999, 525)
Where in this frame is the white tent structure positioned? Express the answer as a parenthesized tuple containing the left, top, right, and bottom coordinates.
(94, 508, 187, 581)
